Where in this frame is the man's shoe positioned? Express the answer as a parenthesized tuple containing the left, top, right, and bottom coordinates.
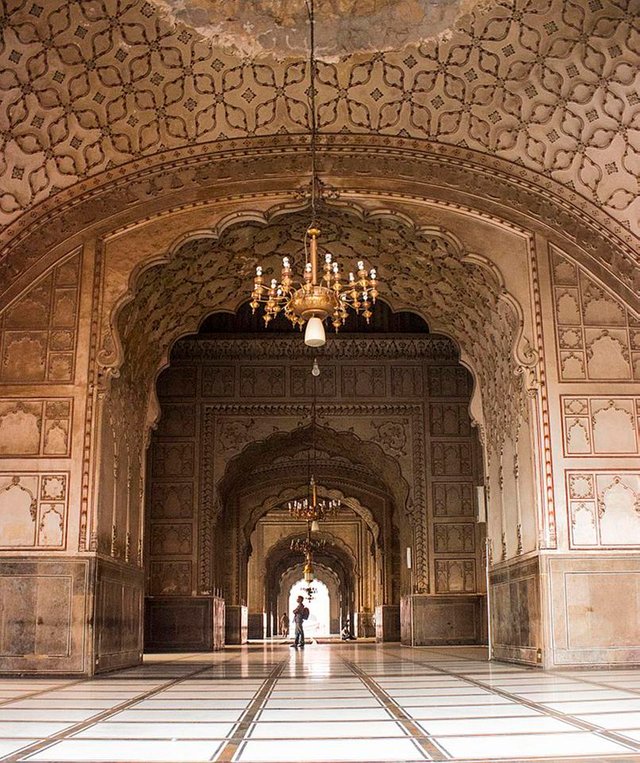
(289, 644, 297, 648)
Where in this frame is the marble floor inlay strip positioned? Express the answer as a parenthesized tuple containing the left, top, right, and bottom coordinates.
(213, 660, 286, 762)
(383, 647, 640, 754)
(3, 656, 243, 763)
(342, 655, 448, 760)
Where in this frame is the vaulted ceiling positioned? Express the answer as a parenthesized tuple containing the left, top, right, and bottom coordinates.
(1, 0, 638, 237)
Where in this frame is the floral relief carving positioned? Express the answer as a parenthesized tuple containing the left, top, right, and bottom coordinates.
(370, 420, 408, 457)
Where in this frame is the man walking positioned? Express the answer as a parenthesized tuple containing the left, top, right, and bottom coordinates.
(291, 595, 308, 649)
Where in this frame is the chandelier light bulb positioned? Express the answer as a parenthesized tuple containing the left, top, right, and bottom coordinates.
(304, 316, 326, 347)
(312, 358, 320, 377)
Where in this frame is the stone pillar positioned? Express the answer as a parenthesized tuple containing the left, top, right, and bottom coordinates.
(375, 604, 401, 642)
(225, 605, 248, 644)
(401, 594, 486, 646)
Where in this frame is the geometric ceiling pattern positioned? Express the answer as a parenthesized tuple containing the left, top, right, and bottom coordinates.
(1, 0, 638, 235)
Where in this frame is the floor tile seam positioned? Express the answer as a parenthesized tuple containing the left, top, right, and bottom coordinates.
(212, 660, 287, 763)
(378, 648, 640, 755)
(339, 655, 448, 762)
(3, 655, 245, 763)
(551, 672, 640, 698)
(0, 678, 94, 708)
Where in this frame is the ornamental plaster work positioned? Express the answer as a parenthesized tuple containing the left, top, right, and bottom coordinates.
(0, 0, 638, 238)
(112, 208, 528, 449)
(567, 471, 640, 548)
(550, 245, 640, 381)
(0, 251, 82, 384)
(0, 473, 68, 549)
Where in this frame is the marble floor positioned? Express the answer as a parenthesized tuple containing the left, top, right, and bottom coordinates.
(1, 644, 640, 762)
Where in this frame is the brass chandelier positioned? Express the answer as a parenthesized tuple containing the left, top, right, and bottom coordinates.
(249, 0, 379, 348)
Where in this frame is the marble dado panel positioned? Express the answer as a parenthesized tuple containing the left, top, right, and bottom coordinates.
(547, 555, 640, 666)
(550, 247, 640, 382)
(490, 556, 541, 666)
(0, 398, 72, 457)
(0, 252, 81, 384)
(567, 471, 640, 549)
(0, 558, 89, 674)
(562, 397, 640, 456)
(94, 559, 144, 673)
(0, 473, 68, 549)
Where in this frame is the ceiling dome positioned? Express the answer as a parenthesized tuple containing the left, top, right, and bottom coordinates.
(150, 0, 493, 59)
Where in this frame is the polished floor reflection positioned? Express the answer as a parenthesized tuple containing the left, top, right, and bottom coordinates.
(1, 645, 640, 762)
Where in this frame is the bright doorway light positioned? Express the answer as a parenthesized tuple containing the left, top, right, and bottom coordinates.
(288, 578, 331, 636)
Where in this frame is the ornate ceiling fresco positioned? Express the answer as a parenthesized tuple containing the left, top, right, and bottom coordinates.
(0, 0, 638, 238)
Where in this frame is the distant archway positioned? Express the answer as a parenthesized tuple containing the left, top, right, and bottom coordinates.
(288, 578, 331, 637)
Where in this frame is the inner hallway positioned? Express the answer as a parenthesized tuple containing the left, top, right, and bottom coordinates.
(1, 645, 640, 763)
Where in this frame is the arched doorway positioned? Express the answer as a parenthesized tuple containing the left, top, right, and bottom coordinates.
(288, 578, 331, 637)
(143, 298, 487, 650)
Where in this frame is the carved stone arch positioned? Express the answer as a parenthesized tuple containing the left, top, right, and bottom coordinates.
(106, 200, 531, 458)
(2, 136, 639, 312)
(101, 197, 476, 374)
(216, 422, 410, 524)
(245, 485, 381, 546)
